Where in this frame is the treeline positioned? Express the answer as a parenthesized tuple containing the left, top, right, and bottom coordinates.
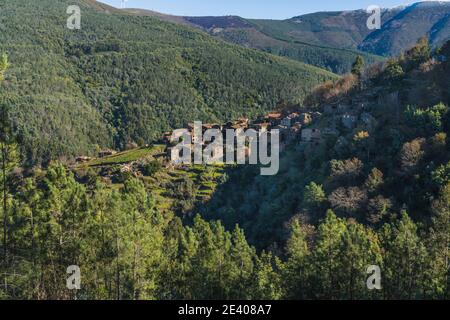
(0, 162, 449, 299)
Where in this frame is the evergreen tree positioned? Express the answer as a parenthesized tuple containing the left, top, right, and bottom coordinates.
(0, 54, 19, 298)
(379, 212, 427, 299)
(426, 183, 450, 298)
(228, 225, 256, 299)
(351, 55, 365, 77)
(310, 210, 347, 299)
(336, 221, 382, 299)
(282, 220, 312, 299)
(252, 252, 282, 300)
(303, 182, 327, 213)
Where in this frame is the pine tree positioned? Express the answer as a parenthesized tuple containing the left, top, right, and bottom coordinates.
(426, 183, 450, 298)
(252, 252, 282, 300)
(380, 212, 427, 299)
(351, 55, 364, 77)
(311, 210, 347, 299)
(0, 54, 19, 298)
(228, 225, 256, 299)
(303, 182, 327, 213)
(336, 221, 382, 299)
(281, 220, 312, 299)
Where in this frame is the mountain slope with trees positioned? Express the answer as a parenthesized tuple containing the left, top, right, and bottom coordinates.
(136, 1, 450, 60)
(0, 1, 449, 301)
(126, 9, 383, 74)
(359, 1, 450, 56)
(202, 38, 450, 254)
(1, 37, 449, 300)
(0, 0, 336, 164)
(249, 1, 450, 56)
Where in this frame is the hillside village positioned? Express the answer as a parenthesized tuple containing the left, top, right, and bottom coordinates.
(2, 0, 450, 301)
(73, 91, 382, 181)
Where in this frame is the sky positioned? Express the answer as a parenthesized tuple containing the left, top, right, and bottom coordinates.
(98, 0, 446, 19)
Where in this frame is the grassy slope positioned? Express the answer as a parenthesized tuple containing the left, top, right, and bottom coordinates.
(73, 145, 226, 214)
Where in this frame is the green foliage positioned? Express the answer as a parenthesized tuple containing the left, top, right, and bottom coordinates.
(1, 1, 450, 301)
(213, 27, 381, 75)
(1, 161, 450, 299)
(403, 37, 431, 71)
(365, 168, 384, 194)
(383, 59, 405, 82)
(351, 55, 365, 76)
(0, 54, 8, 81)
(201, 40, 450, 254)
(432, 162, 450, 188)
(379, 212, 427, 299)
(329, 158, 364, 186)
(405, 103, 449, 136)
(142, 160, 162, 177)
(303, 182, 326, 210)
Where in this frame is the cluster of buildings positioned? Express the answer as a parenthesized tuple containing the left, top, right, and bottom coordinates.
(160, 109, 326, 163)
(75, 106, 347, 167)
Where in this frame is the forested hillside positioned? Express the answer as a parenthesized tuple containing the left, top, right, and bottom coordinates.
(250, 2, 450, 57)
(203, 38, 450, 250)
(248, 9, 400, 50)
(1, 0, 450, 301)
(0, 0, 335, 164)
(1, 27, 449, 299)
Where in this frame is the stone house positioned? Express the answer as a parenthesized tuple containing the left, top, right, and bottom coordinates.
(75, 156, 92, 163)
(281, 113, 300, 128)
(250, 122, 269, 133)
(288, 123, 302, 141)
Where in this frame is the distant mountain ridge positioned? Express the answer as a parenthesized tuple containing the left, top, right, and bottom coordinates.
(125, 1, 450, 58)
(359, 1, 450, 55)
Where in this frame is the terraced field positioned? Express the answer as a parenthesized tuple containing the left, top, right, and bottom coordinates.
(73, 145, 227, 215)
(75, 145, 166, 168)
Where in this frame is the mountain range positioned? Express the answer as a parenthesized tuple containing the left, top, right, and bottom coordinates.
(126, 1, 450, 63)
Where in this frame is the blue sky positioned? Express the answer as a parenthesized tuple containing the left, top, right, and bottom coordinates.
(99, 0, 441, 19)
